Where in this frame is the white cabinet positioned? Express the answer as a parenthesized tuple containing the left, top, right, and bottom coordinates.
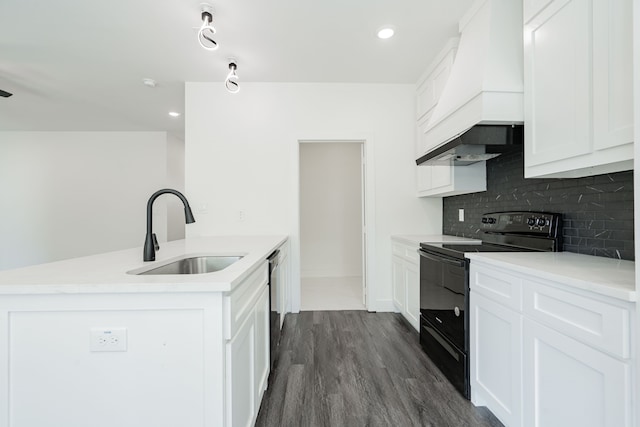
(469, 261, 634, 427)
(416, 161, 486, 198)
(226, 303, 256, 427)
(224, 262, 270, 427)
(471, 293, 522, 427)
(391, 256, 406, 313)
(522, 318, 632, 427)
(254, 284, 270, 404)
(391, 239, 420, 331)
(278, 241, 290, 328)
(404, 262, 420, 328)
(523, 0, 633, 178)
(470, 265, 524, 427)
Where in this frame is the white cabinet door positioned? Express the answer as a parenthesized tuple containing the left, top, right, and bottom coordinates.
(592, 0, 633, 150)
(416, 162, 486, 197)
(254, 287, 270, 401)
(279, 247, 289, 328)
(524, 0, 592, 167)
(226, 311, 256, 427)
(470, 292, 522, 427)
(524, 0, 634, 178)
(522, 318, 632, 427)
(392, 256, 405, 313)
(404, 262, 420, 331)
(523, 0, 554, 21)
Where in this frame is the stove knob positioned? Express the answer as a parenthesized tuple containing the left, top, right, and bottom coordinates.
(537, 218, 547, 226)
(527, 217, 536, 226)
(487, 217, 496, 224)
(481, 217, 488, 224)
(454, 306, 461, 317)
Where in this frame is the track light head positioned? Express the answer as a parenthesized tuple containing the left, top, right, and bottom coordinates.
(225, 59, 240, 93)
(198, 4, 218, 51)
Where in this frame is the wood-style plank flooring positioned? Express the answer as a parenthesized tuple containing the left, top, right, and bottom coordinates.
(255, 311, 504, 427)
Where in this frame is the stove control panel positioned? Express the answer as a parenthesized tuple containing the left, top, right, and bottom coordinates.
(481, 211, 561, 237)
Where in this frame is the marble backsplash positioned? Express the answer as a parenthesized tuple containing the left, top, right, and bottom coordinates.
(442, 150, 634, 260)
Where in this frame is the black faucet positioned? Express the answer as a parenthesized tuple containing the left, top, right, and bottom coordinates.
(143, 189, 196, 261)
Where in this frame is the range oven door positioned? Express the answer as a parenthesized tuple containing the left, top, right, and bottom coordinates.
(420, 318, 469, 398)
(418, 248, 467, 351)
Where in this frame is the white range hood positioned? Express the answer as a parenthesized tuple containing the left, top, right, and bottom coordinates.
(422, 0, 524, 152)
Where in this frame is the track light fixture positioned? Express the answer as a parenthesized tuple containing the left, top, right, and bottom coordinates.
(225, 60, 240, 93)
(198, 4, 218, 51)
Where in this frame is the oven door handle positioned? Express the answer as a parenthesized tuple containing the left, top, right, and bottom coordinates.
(418, 249, 465, 268)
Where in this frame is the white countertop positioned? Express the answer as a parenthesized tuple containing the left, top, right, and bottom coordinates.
(0, 235, 287, 295)
(467, 252, 636, 302)
(392, 234, 481, 246)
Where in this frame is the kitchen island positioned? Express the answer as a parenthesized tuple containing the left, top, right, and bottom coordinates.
(0, 235, 287, 427)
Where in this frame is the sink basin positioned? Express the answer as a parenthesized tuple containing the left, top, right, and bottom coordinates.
(133, 256, 243, 275)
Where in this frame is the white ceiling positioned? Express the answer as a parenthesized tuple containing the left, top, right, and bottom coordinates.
(0, 0, 473, 137)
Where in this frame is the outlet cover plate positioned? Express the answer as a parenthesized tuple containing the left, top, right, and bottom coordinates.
(90, 328, 127, 352)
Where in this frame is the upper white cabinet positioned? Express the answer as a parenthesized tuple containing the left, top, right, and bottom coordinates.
(523, 0, 634, 178)
(416, 161, 486, 198)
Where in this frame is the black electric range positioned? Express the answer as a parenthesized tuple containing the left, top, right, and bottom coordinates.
(417, 211, 562, 399)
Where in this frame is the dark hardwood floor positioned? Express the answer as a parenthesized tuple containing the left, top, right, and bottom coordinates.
(255, 311, 504, 427)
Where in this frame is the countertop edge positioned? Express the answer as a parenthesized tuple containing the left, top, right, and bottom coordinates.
(466, 253, 636, 303)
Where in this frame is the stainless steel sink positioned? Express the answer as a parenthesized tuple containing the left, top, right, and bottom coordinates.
(133, 256, 243, 275)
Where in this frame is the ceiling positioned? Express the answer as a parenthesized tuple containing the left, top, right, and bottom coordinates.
(0, 0, 473, 137)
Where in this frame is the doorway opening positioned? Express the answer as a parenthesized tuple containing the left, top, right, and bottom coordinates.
(299, 141, 366, 311)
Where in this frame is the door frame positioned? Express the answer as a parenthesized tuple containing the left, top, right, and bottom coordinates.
(290, 134, 376, 313)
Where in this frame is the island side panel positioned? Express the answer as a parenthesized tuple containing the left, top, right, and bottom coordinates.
(0, 291, 225, 427)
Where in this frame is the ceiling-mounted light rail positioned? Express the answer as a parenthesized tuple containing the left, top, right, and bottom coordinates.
(225, 59, 239, 93)
(198, 4, 218, 51)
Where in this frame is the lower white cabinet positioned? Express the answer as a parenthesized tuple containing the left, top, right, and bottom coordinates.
(224, 262, 270, 427)
(278, 241, 290, 328)
(225, 286, 269, 427)
(391, 239, 420, 331)
(522, 318, 632, 427)
(470, 292, 522, 427)
(469, 261, 634, 427)
(392, 257, 406, 313)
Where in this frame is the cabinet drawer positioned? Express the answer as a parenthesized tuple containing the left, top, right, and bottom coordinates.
(523, 281, 631, 358)
(391, 242, 419, 264)
(469, 264, 523, 311)
(224, 262, 268, 340)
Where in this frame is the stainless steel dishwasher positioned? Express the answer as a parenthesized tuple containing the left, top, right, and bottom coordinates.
(267, 250, 281, 372)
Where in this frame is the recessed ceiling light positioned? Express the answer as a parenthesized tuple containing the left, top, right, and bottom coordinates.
(168, 111, 181, 117)
(376, 26, 395, 39)
(142, 78, 157, 88)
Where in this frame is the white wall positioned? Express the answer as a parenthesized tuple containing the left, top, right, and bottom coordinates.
(300, 142, 362, 278)
(166, 134, 186, 242)
(185, 82, 442, 312)
(0, 131, 175, 270)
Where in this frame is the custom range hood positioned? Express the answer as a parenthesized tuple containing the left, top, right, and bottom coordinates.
(417, 0, 524, 166)
(416, 124, 523, 166)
